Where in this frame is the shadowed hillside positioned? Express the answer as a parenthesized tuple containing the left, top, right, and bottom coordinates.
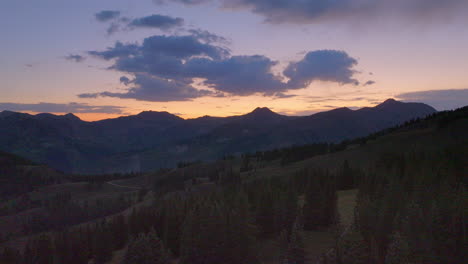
(0, 100, 436, 174)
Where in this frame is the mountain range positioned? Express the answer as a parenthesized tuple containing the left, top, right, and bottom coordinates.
(0, 99, 436, 174)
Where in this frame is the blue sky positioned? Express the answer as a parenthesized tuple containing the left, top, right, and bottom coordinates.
(1, 0, 467, 120)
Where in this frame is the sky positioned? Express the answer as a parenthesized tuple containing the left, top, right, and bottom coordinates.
(1, 0, 468, 121)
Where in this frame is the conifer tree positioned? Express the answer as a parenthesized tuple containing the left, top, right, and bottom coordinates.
(303, 170, 337, 230)
(0, 247, 21, 264)
(147, 229, 171, 264)
(255, 186, 277, 237)
(25, 234, 54, 264)
(122, 234, 153, 264)
(283, 183, 298, 235)
(93, 220, 113, 264)
(284, 217, 306, 264)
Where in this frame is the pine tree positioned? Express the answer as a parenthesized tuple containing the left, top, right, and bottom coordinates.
(147, 229, 171, 264)
(284, 217, 306, 264)
(0, 247, 21, 264)
(284, 183, 298, 235)
(121, 234, 153, 264)
(255, 186, 277, 237)
(26, 234, 54, 264)
(93, 220, 113, 264)
(303, 170, 337, 230)
(111, 214, 128, 250)
(23, 242, 34, 264)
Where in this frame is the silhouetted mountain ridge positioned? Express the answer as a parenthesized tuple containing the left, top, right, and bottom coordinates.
(0, 99, 437, 173)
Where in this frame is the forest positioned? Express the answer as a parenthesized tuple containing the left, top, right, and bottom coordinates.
(0, 106, 466, 264)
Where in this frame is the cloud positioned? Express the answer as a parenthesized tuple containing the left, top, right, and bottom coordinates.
(129, 14, 184, 30)
(120, 76, 131, 85)
(154, 0, 468, 24)
(85, 32, 361, 101)
(284, 50, 359, 88)
(88, 34, 230, 78)
(184, 55, 286, 95)
(107, 22, 121, 35)
(0, 102, 124, 114)
(364, 80, 376, 86)
(97, 13, 184, 35)
(187, 29, 230, 45)
(88, 42, 140, 60)
(89, 35, 228, 61)
(95, 10, 121, 22)
(79, 74, 215, 102)
(274, 92, 296, 99)
(395, 89, 468, 111)
(65, 54, 86, 63)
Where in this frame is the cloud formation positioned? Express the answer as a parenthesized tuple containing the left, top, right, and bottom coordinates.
(187, 29, 230, 45)
(88, 34, 229, 77)
(82, 32, 360, 101)
(95, 12, 184, 35)
(363, 80, 376, 86)
(80, 74, 216, 102)
(120, 76, 131, 85)
(95, 10, 121, 22)
(65, 54, 86, 63)
(129, 14, 184, 30)
(284, 50, 359, 88)
(396, 89, 468, 111)
(0, 102, 124, 114)
(155, 0, 468, 24)
(184, 55, 285, 95)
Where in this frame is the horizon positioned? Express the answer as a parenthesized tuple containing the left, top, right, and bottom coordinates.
(0, 98, 437, 121)
(1, 1, 468, 121)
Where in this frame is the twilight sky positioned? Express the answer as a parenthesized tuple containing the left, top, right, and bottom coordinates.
(1, 0, 468, 121)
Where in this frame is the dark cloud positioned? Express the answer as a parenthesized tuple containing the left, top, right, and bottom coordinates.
(274, 92, 296, 99)
(89, 35, 229, 79)
(79, 74, 215, 102)
(155, 0, 468, 24)
(106, 22, 121, 35)
(364, 80, 376, 86)
(88, 42, 140, 60)
(98, 13, 184, 35)
(77, 93, 98, 99)
(187, 29, 230, 45)
(184, 55, 285, 95)
(129, 14, 184, 30)
(95, 10, 121, 22)
(65, 54, 86, 63)
(284, 50, 359, 88)
(85, 32, 361, 101)
(120, 76, 131, 85)
(0, 102, 124, 114)
(138, 35, 228, 59)
(396, 89, 468, 111)
(89, 35, 227, 62)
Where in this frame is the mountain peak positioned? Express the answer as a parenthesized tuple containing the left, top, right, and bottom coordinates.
(240, 107, 287, 123)
(136, 110, 182, 121)
(0, 110, 16, 118)
(378, 98, 400, 106)
(137, 110, 169, 116)
(63, 113, 81, 121)
(249, 107, 276, 116)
